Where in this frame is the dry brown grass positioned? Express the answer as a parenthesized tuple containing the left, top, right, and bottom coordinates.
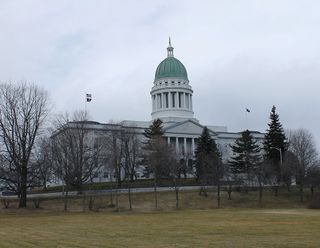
(0, 208, 319, 247)
(0, 189, 319, 247)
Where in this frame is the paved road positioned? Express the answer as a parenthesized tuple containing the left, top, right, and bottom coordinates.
(1, 185, 206, 199)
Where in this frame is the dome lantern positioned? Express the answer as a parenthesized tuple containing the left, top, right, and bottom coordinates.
(167, 37, 174, 57)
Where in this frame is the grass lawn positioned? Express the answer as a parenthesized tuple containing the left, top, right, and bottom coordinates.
(0, 188, 319, 247)
(0, 208, 319, 247)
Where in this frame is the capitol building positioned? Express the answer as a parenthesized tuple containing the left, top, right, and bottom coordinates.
(68, 40, 265, 181)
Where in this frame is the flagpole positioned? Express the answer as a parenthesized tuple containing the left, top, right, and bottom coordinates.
(245, 108, 250, 131)
(85, 93, 92, 117)
(246, 111, 248, 129)
(85, 94, 87, 115)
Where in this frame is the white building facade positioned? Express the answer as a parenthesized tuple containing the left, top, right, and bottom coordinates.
(51, 41, 265, 184)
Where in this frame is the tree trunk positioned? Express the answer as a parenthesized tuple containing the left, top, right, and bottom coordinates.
(286, 183, 291, 192)
(154, 178, 158, 209)
(227, 184, 232, 200)
(311, 185, 314, 198)
(88, 180, 94, 211)
(19, 164, 27, 208)
(300, 180, 304, 203)
(274, 185, 278, 197)
(259, 183, 263, 205)
(174, 179, 179, 209)
(109, 182, 114, 207)
(88, 196, 94, 211)
(115, 187, 119, 211)
(217, 180, 221, 208)
(77, 182, 83, 195)
(43, 177, 47, 191)
(128, 182, 132, 211)
(64, 185, 69, 211)
(117, 176, 121, 189)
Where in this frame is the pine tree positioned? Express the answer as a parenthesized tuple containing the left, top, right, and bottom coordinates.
(144, 118, 164, 139)
(195, 127, 222, 206)
(229, 130, 261, 185)
(195, 127, 220, 179)
(142, 119, 165, 208)
(142, 118, 164, 173)
(264, 105, 287, 181)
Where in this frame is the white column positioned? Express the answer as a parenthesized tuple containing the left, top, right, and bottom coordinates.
(185, 93, 189, 109)
(192, 138, 195, 156)
(176, 91, 179, 108)
(167, 136, 170, 145)
(184, 137, 187, 155)
(151, 96, 154, 111)
(168, 92, 172, 108)
(158, 94, 161, 109)
(190, 95, 193, 109)
(161, 93, 164, 108)
(175, 137, 179, 153)
(189, 94, 192, 110)
(183, 93, 186, 108)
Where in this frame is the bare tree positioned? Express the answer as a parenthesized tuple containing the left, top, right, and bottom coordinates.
(305, 161, 320, 198)
(281, 150, 297, 191)
(123, 128, 141, 182)
(123, 128, 142, 210)
(289, 129, 318, 202)
(253, 160, 273, 205)
(51, 111, 103, 210)
(178, 152, 193, 179)
(147, 136, 172, 209)
(163, 146, 181, 209)
(102, 124, 125, 211)
(0, 82, 49, 208)
(30, 136, 53, 190)
(102, 125, 142, 210)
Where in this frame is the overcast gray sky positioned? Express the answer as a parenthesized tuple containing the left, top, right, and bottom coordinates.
(1, 0, 320, 147)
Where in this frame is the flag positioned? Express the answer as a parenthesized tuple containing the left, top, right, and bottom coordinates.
(246, 108, 250, 113)
(86, 93, 92, 102)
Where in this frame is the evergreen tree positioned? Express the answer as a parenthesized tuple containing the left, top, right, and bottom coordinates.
(264, 105, 287, 181)
(142, 118, 166, 208)
(229, 130, 262, 185)
(142, 118, 164, 175)
(195, 127, 220, 179)
(195, 127, 222, 205)
(144, 118, 164, 139)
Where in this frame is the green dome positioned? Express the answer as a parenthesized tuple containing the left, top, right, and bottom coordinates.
(154, 56, 188, 81)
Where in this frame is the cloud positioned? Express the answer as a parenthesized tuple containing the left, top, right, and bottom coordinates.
(1, 0, 320, 147)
